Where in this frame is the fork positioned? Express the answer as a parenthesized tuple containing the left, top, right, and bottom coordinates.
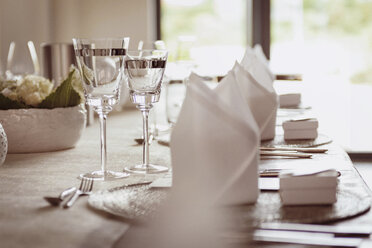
(63, 178, 94, 208)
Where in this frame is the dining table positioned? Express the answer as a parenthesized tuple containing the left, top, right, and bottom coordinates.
(1, 87, 372, 248)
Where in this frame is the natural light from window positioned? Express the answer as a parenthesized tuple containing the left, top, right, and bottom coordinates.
(271, 0, 372, 84)
(161, 0, 247, 77)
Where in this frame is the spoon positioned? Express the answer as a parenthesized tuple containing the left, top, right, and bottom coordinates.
(44, 187, 77, 206)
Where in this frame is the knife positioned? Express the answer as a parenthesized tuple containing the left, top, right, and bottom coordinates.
(259, 222, 372, 238)
(260, 151, 312, 158)
(253, 229, 363, 247)
(260, 147, 328, 153)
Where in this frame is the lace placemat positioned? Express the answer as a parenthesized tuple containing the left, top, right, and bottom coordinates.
(261, 133, 333, 148)
(88, 184, 169, 220)
(88, 171, 370, 224)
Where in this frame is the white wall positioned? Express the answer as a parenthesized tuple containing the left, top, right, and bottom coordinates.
(0, 0, 155, 74)
(0, 0, 52, 74)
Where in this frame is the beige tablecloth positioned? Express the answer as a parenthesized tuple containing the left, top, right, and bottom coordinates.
(0, 110, 170, 248)
(1, 108, 371, 248)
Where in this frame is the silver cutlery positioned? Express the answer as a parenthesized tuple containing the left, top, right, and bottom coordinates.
(253, 229, 362, 247)
(259, 222, 372, 238)
(260, 146, 328, 153)
(260, 150, 312, 158)
(64, 178, 93, 208)
(43, 186, 77, 206)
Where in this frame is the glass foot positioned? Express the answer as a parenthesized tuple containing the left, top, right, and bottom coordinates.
(79, 170, 130, 181)
(124, 164, 169, 174)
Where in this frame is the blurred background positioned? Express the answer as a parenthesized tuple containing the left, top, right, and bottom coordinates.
(1, 0, 372, 154)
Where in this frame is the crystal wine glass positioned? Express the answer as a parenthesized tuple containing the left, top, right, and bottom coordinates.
(137, 40, 169, 137)
(73, 37, 130, 180)
(124, 49, 169, 174)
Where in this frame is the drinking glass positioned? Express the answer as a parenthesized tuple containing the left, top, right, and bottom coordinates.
(73, 37, 130, 180)
(137, 40, 169, 138)
(124, 50, 169, 174)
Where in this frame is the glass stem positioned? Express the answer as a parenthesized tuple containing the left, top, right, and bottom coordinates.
(140, 106, 151, 167)
(97, 109, 110, 175)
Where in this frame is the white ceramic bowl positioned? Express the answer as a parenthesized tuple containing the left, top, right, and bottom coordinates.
(0, 105, 86, 153)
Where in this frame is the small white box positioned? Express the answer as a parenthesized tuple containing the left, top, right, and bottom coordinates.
(280, 188, 337, 205)
(283, 118, 319, 130)
(279, 93, 301, 107)
(280, 169, 338, 190)
(284, 129, 318, 140)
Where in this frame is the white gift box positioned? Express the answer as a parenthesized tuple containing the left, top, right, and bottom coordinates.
(283, 118, 319, 130)
(279, 169, 338, 205)
(280, 188, 337, 205)
(284, 129, 318, 140)
(279, 93, 301, 108)
(283, 118, 319, 140)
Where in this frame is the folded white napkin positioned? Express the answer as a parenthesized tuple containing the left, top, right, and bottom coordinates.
(253, 44, 276, 82)
(170, 72, 260, 205)
(231, 61, 278, 140)
(242, 45, 276, 86)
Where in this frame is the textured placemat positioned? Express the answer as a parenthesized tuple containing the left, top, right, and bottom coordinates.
(261, 133, 333, 148)
(89, 184, 169, 220)
(88, 171, 371, 224)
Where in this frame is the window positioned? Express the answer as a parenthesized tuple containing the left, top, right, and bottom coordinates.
(271, 0, 372, 152)
(160, 0, 248, 76)
(271, 0, 372, 83)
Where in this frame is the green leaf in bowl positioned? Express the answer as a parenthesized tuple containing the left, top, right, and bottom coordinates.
(0, 94, 28, 110)
(39, 69, 82, 109)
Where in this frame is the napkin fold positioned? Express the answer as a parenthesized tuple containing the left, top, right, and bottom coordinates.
(242, 45, 276, 87)
(170, 72, 260, 205)
(231, 61, 278, 140)
(253, 44, 276, 82)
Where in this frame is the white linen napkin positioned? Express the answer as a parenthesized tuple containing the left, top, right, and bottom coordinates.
(242, 45, 276, 84)
(231, 61, 278, 140)
(170, 72, 260, 205)
(253, 44, 276, 82)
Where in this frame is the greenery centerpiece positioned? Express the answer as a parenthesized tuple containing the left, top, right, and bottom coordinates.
(0, 67, 83, 110)
(0, 67, 87, 153)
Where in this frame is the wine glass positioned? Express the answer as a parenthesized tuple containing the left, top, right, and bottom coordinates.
(72, 37, 130, 180)
(137, 40, 169, 138)
(124, 49, 169, 174)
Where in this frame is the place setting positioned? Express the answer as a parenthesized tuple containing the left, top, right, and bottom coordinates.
(2, 37, 369, 229)
(40, 41, 368, 231)
(4, 2, 372, 248)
